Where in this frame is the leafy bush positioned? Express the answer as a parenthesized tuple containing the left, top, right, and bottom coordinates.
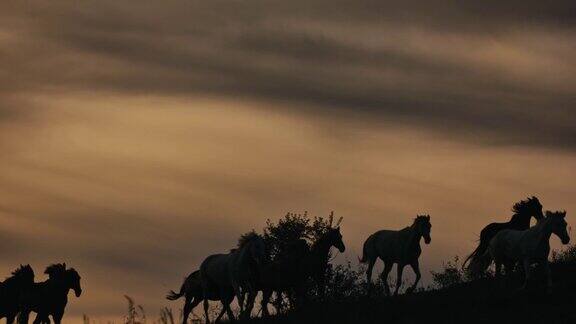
(430, 256, 467, 289)
(551, 245, 576, 264)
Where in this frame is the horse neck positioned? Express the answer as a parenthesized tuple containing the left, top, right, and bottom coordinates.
(310, 236, 332, 259)
(510, 212, 532, 228)
(47, 277, 72, 297)
(526, 219, 553, 244)
(403, 225, 422, 247)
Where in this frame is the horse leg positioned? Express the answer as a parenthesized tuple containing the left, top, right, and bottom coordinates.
(52, 310, 64, 324)
(366, 257, 377, 293)
(232, 284, 244, 315)
(6, 314, 16, 324)
(222, 295, 235, 322)
(521, 259, 531, 290)
(203, 298, 211, 324)
(261, 289, 273, 317)
(183, 295, 199, 324)
(242, 287, 257, 320)
(380, 261, 393, 296)
(394, 264, 405, 296)
(214, 306, 227, 323)
(543, 259, 553, 291)
(17, 310, 31, 324)
(407, 260, 421, 294)
(32, 313, 44, 324)
(494, 261, 502, 279)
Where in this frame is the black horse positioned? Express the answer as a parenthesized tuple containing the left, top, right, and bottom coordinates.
(166, 270, 234, 324)
(0, 265, 35, 324)
(463, 196, 544, 273)
(257, 225, 346, 316)
(18, 263, 82, 324)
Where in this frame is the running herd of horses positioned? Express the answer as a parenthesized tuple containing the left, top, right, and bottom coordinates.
(0, 196, 569, 324)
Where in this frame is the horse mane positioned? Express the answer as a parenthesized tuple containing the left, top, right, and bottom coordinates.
(412, 215, 430, 225)
(45, 263, 67, 277)
(512, 196, 539, 214)
(12, 264, 33, 277)
(237, 231, 262, 249)
(545, 210, 566, 218)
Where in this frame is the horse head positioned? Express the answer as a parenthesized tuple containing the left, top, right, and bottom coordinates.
(324, 212, 345, 252)
(414, 215, 432, 244)
(45, 263, 82, 297)
(545, 210, 570, 245)
(323, 227, 346, 253)
(66, 268, 83, 297)
(513, 196, 544, 220)
(238, 231, 267, 267)
(11, 264, 35, 287)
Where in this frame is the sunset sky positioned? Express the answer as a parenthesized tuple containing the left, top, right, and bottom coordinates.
(1, 1, 575, 322)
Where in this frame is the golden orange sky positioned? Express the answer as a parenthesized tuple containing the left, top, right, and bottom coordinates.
(1, 1, 575, 322)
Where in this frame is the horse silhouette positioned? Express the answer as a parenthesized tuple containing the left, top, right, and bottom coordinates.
(257, 223, 345, 316)
(0, 265, 35, 324)
(200, 231, 266, 322)
(360, 215, 431, 295)
(18, 263, 82, 324)
(166, 270, 234, 324)
(256, 238, 310, 316)
(473, 210, 569, 289)
(463, 196, 544, 273)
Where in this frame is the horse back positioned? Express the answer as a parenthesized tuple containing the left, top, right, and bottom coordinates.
(369, 229, 404, 261)
(200, 253, 232, 288)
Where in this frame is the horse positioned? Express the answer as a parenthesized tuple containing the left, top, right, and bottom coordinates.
(258, 223, 346, 316)
(0, 265, 35, 324)
(200, 231, 266, 322)
(18, 263, 82, 324)
(255, 238, 310, 317)
(474, 210, 569, 289)
(360, 215, 431, 295)
(166, 270, 234, 324)
(463, 196, 543, 272)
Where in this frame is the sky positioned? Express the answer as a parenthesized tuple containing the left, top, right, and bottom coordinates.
(1, 0, 575, 322)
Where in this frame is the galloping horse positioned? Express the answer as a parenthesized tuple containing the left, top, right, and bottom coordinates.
(474, 210, 569, 289)
(18, 263, 82, 324)
(258, 223, 346, 316)
(360, 215, 431, 295)
(0, 265, 35, 324)
(463, 196, 543, 273)
(200, 231, 266, 322)
(166, 270, 234, 324)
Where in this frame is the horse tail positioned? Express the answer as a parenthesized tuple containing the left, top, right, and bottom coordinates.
(166, 274, 191, 300)
(461, 245, 481, 270)
(358, 236, 371, 263)
(468, 249, 493, 276)
(462, 237, 490, 270)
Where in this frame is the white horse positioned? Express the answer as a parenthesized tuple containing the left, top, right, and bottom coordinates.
(199, 232, 266, 322)
(360, 215, 431, 295)
(475, 210, 569, 289)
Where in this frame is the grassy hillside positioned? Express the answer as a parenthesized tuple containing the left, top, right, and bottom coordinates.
(243, 262, 576, 324)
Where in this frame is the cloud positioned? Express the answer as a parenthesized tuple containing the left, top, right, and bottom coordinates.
(1, 0, 575, 149)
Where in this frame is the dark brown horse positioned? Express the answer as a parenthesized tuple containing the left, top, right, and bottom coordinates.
(257, 225, 346, 316)
(0, 265, 35, 324)
(166, 270, 234, 324)
(18, 263, 82, 324)
(463, 196, 544, 273)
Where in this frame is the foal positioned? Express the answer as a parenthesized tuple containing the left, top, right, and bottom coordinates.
(360, 215, 431, 295)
